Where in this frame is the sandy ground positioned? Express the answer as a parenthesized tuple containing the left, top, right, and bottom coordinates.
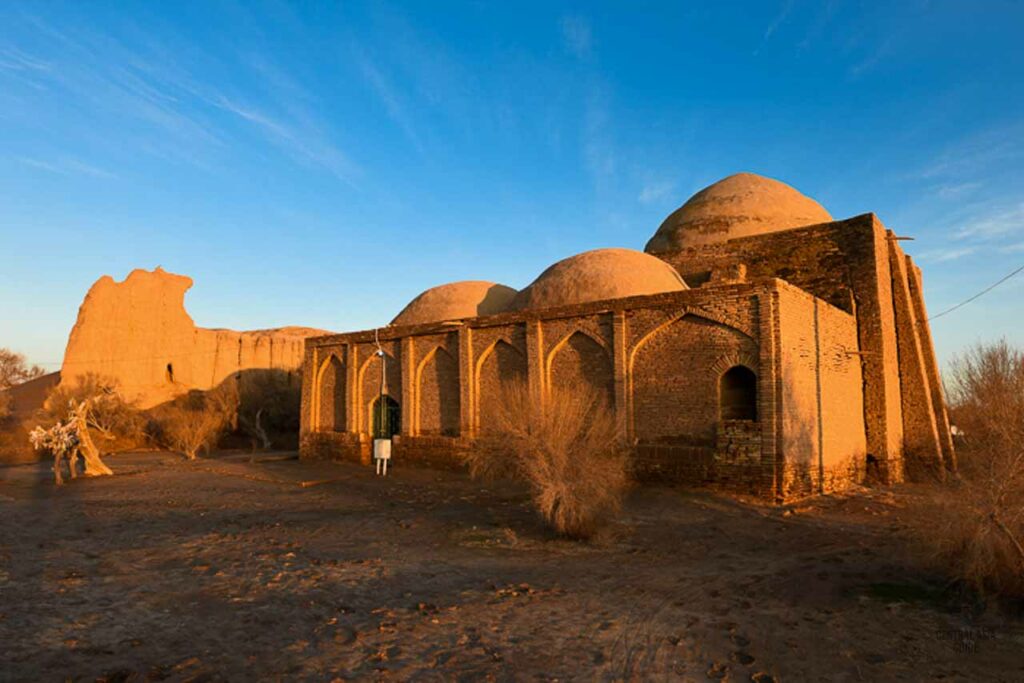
(0, 452, 1022, 682)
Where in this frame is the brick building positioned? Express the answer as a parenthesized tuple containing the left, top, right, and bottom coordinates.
(300, 173, 953, 501)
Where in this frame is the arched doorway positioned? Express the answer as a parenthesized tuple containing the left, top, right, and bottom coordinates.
(372, 395, 401, 438)
(720, 365, 757, 421)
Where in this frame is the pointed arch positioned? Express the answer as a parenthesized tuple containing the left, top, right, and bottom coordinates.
(313, 352, 346, 432)
(475, 339, 527, 432)
(629, 314, 759, 442)
(416, 345, 460, 436)
(359, 348, 401, 435)
(547, 330, 613, 408)
(720, 365, 758, 421)
(629, 311, 755, 373)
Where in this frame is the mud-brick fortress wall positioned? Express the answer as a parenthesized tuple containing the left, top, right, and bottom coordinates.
(300, 279, 868, 501)
(653, 213, 952, 482)
(61, 268, 324, 409)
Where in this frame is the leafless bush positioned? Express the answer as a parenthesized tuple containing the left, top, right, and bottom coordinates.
(153, 383, 239, 460)
(912, 340, 1024, 602)
(237, 371, 301, 450)
(43, 374, 146, 450)
(467, 381, 630, 540)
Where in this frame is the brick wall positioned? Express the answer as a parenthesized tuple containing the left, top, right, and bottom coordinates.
(654, 214, 906, 479)
(548, 330, 614, 406)
(416, 345, 461, 436)
(776, 284, 867, 498)
(300, 278, 877, 502)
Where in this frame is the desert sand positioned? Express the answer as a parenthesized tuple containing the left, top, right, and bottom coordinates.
(1, 454, 1021, 681)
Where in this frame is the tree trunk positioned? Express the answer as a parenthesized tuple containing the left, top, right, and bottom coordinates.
(73, 404, 113, 477)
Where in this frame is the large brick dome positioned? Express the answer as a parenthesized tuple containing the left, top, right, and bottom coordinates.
(645, 172, 832, 253)
(391, 280, 518, 326)
(508, 248, 687, 312)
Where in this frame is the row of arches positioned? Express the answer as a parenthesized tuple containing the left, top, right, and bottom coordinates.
(314, 315, 759, 441)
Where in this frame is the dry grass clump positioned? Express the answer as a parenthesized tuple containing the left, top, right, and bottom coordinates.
(466, 381, 630, 540)
(913, 340, 1024, 603)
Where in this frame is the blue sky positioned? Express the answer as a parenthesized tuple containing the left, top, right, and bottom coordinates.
(1, 1, 1023, 369)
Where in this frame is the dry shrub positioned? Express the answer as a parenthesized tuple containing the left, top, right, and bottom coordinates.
(43, 374, 146, 451)
(913, 340, 1024, 603)
(0, 419, 36, 465)
(152, 383, 239, 460)
(0, 391, 36, 465)
(467, 381, 630, 540)
(237, 371, 301, 450)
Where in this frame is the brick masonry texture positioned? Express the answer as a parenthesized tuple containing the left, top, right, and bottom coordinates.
(300, 214, 951, 503)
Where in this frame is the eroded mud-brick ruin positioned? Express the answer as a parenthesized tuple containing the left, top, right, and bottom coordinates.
(300, 173, 954, 501)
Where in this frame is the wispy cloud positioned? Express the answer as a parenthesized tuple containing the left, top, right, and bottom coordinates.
(560, 16, 593, 60)
(848, 36, 894, 78)
(638, 179, 676, 204)
(918, 246, 977, 263)
(955, 203, 1024, 241)
(755, 0, 794, 54)
(353, 46, 424, 153)
(212, 94, 359, 183)
(917, 122, 1024, 181)
(936, 181, 982, 199)
(0, 46, 50, 72)
(15, 156, 116, 179)
(582, 87, 615, 183)
(2, 15, 360, 182)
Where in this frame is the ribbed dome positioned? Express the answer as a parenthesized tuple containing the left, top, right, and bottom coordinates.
(508, 248, 687, 312)
(391, 281, 517, 326)
(645, 172, 833, 253)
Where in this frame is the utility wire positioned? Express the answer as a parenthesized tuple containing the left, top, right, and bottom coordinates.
(927, 263, 1024, 322)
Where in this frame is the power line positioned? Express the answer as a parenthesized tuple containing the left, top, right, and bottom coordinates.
(927, 263, 1024, 322)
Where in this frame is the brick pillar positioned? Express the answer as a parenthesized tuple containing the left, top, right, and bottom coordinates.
(611, 310, 629, 439)
(758, 290, 783, 501)
(888, 240, 945, 479)
(845, 216, 905, 483)
(907, 257, 956, 471)
(346, 344, 359, 434)
(401, 337, 414, 436)
(458, 326, 474, 437)
(300, 343, 316, 436)
(525, 320, 545, 416)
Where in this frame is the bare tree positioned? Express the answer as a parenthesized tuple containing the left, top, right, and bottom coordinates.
(914, 340, 1024, 600)
(31, 393, 116, 484)
(0, 348, 44, 391)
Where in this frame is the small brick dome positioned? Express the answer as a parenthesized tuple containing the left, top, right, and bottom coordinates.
(645, 172, 833, 253)
(508, 248, 687, 312)
(391, 281, 517, 326)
